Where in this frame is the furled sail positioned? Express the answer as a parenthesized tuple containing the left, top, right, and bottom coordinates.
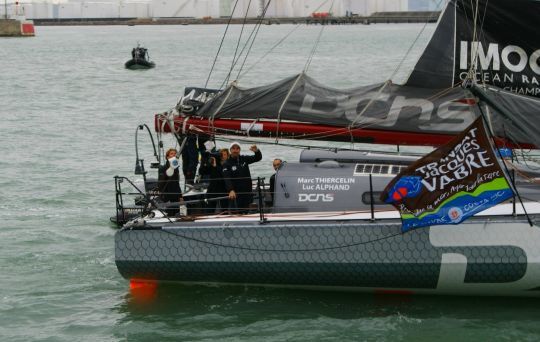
(471, 84, 540, 148)
(197, 73, 475, 136)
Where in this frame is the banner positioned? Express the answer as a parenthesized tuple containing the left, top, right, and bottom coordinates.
(381, 117, 513, 232)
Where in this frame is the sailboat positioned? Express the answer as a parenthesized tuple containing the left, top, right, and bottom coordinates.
(114, 0, 540, 297)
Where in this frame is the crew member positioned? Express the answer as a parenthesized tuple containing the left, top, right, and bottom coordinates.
(158, 148, 183, 216)
(199, 148, 230, 213)
(222, 142, 262, 214)
(269, 158, 282, 202)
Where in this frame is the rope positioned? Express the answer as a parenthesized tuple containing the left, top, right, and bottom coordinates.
(209, 84, 237, 136)
(303, 0, 334, 73)
(221, 0, 252, 89)
(160, 226, 405, 253)
(204, 0, 240, 88)
(239, 25, 302, 79)
(238, 0, 334, 79)
(467, 0, 481, 81)
(390, 0, 447, 82)
(274, 73, 305, 143)
(235, 0, 273, 81)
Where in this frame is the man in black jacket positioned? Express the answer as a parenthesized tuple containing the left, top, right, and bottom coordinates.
(269, 158, 283, 203)
(222, 142, 262, 213)
(199, 148, 230, 213)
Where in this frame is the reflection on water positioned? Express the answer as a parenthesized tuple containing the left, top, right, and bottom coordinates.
(115, 282, 540, 341)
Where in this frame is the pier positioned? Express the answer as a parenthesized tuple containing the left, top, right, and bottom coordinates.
(32, 11, 441, 26)
(0, 18, 35, 36)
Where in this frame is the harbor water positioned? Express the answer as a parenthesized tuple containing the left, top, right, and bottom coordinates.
(1, 24, 539, 341)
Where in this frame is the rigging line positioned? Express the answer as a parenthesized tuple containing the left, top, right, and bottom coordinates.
(208, 84, 237, 137)
(221, 0, 253, 90)
(347, 80, 391, 130)
(390, 0, 447, 82)
(347, 1, 448, 134)
(505, 162, 540, 184)
(220, 0, 271, 88)
(347, 82, 462, 132)
(275, 73, 305, 144)
(477, 0, 493, 87)
(239, 25, 302, 79)
(204, 0, 241, 88)
(476, 103, 534, 227)
(515, 149, 540, 171)
(239, 0, 332, 79)
(304, 0, 334, 73)
(455, 0, 475, 83)
(236, 0, 273, 81)
(466, 0, 481, 81)
(160, 227, 405, 253)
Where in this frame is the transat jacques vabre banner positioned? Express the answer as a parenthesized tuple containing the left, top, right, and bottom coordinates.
(381, 117, 513, 232)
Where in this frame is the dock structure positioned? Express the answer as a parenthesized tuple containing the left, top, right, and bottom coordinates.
(33, 11, 441, 26)
(306, 11, 441, 25)
(0, 18, 35, 36)
(0, 19, 20, 35)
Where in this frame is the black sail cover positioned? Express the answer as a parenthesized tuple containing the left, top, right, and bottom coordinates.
(195, 0, 540, 148)
(199, 74, 477, 135)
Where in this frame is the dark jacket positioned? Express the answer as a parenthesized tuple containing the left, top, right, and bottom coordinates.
(222, 150, 262, 195)
(182, 135, 208, 185)
(181, 136, 198, 185)
(199, 156, 227, 197)
(158, 160, 182, 202)
(270, 173, 276, 202)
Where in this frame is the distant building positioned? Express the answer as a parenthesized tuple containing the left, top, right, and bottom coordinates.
(1, 0, 435, 20)
(408, 0, 444, 11)
(341, 0, 408, 16)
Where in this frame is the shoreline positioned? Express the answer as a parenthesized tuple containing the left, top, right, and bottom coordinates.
(33, 11, 441, 26)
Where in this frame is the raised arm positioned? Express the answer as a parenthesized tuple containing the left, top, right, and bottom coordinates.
(244, 145, 262, 164)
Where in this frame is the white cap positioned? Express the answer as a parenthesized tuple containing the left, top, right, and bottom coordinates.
(229, 141, 241, 149)
(204, 140, 215, 151)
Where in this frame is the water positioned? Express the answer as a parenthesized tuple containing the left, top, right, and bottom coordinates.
(1, 24, 539, 341)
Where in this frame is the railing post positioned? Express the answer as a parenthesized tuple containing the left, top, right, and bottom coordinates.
(369, 173, 375, 221)
(257, 177, 266, 224)
(512, 169, 516, 216)
(114, 176, 126, 225)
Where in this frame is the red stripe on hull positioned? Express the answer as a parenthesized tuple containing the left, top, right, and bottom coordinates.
(155, 115, 532, 148)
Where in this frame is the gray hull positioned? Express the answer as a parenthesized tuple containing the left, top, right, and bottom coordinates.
(115, 216, 540, 297)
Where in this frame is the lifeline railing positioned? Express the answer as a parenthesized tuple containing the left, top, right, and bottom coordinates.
(113, 175, 272, 226)
(113, 176, 151, 226)
(113, 171, 423, 227)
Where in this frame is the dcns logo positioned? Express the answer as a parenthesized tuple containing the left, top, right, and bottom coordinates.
(298, 194, 334, 202)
